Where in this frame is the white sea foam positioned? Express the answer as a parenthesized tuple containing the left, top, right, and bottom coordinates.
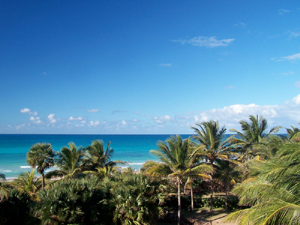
(20, 166, 32, 169)
(128, 162, 144, 165)
(3, 170, 12, 173)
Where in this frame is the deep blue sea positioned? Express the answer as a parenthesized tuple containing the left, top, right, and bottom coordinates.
(0, 134, 193, 178)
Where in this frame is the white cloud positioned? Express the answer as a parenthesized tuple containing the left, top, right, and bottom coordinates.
(86, 109, 99, 113)
(48, 114, 57, 123)
(132, 118, 138, 122)
(81, 120, 86, 124)
(30, 116, 41, 123)
(69, 116, 82, 121)
(169, 96, 300, 132)
(278, 9, 290, 15)
(153, 115, 172, 124)
(295, 81, 300, 88)
(164, 115, 171, 120)
(196, 104, 279, 123)
(159, 63, 173, 67)
(173, 36, 235, 48)
(289, 31, 300, 38)
(282, 53, 300, 61)
(89, 121, 100, 126)
(20, 108, 38, 116)
(293, 94, 300, 104)
(20, 108, 31, 113)
(122, 120, 127, 125)
(16, 124, 26, 130)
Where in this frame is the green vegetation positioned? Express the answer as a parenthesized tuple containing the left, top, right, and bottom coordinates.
(27, 143, 56, 189)
(1, 114, 300, 224)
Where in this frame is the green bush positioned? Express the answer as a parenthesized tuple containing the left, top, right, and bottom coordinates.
(34, 178, 109, 225)
(195, 195, 239, 210)
(0, 185, 39, 225)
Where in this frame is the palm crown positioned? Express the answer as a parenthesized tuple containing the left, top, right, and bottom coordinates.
(27, 143, 55, 189)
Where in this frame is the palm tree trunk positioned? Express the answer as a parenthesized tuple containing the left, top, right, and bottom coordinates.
(42, 172, 45, 189)
(191, 181, 194, 211)
(225, 179, 228, 212)
(210, 161, 214, 215)
(178, 177, 181, 225)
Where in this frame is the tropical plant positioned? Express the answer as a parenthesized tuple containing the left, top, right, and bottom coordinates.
(0, 173, 8, 202)
(34, 177, 106, 225)
(191, 120, 235, 215)
(0, 185, 39, 225)
(230, 115, 281, 161)
(144, 135, 198, 225)
(226, 142, 300, 224)
(27, 143, 56, 189)
(0, 173, 5, 180)
(82, 166, 116, 180)
(83, 140, 125, 173)
(286, 125, 300, 142)
(107, 173, 166, 225)
(46, 142, 85, 180)
(11, 169, 41, 199)
(214, 158, 242, 212)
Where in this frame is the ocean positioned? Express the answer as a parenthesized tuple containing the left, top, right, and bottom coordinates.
(0, 134, 193, 178)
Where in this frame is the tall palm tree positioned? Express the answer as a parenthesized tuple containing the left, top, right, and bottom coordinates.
(184, 172, 211, 211)
(27, 143, 56, 189)
(230, 115, 281, 161)
(191, 120, 235, 215)
(144, 135, 196, 225)
(46, 142, 85, 180)
(214, 158, 242, 212)
(83, 140, 124, 173)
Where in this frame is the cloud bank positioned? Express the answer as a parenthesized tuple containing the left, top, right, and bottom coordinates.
(86, 109, 99, 113)
(282, 53, 300, 61)
(9, 95, 300, 134)
(173, 36, 235, 48)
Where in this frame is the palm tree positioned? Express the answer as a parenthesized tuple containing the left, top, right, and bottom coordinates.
(230, 115, 281, 161)
(226, 142, 300, 224)
(27, 143, 56, 189)
(184, 172, 211, 211)
(286, 125, 300, 142)
(46, 142, 85, 180)
(83, 140, 125, 173)
(191, 120, 235, 215)
(144, 135, 195, 225)
(82, 166, 118, 180)
(11, 169, 41, 199)
(214, 158, 242, 212)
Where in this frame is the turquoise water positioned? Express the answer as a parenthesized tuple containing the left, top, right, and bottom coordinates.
(0, 134, 192, 178)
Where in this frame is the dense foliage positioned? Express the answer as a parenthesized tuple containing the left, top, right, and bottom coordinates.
(1, 115, 299, 225)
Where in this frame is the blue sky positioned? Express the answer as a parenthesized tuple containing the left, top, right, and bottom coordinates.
(1, 0, 300, 134)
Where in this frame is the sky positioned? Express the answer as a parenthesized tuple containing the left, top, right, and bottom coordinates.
(1, 0, 300, 134)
